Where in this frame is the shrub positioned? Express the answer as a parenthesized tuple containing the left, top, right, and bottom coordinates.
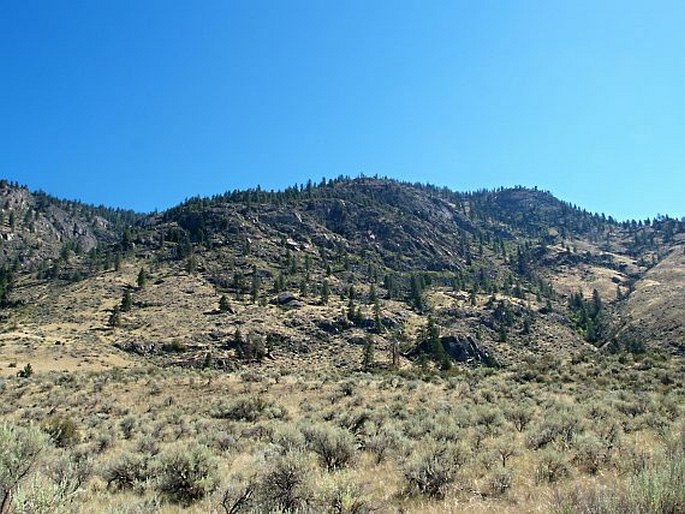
(12, 472, 72, 514)
(12, 449, 90, 514)
(626, 444, 685, 514)
(526, 410, 583, 450)
(323, 476, 371, 514)
(302, 424, 357, 471)
(403, 442, 469, 499)
(16, 363, 33, 378)
(153, 443, 219, 505)
(0, 422, 48, 513)
(484, 469, 513, 498)
(271, 425, 307, 454)
(550, 483, 620, 514)
(211, 397, 285, 422)
(42, 416, 79, 448)
(573, 434, 608, 475)
(504, 404, 534, 432)
(102, 451, 150, 491)
(535, 448, 570, 484)
(258, 451, 313, 511)
(551, 445, 685, 513)
(120, 416, 136, 439)
(473, 405, 503, 435)
(494, 435, 518, 468)
(365, 425, 405, 463)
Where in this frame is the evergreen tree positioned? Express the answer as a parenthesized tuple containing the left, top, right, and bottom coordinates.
(423, 316, 451, 370)
(234, 328, 243, 346)
(362, 338, 375, 371)
(321, 280, 330, 304)
(391, 338, 400, 370)
(369, 284, 377, 304)
(273, 273, 285, 293)
(347, 297, 356, 322)
(120, 289, 132, 312)
(108, 305, 121, 328)
(410, 274, 424, 311)
(137, 267, 147, 288)
(373, 298, 383, 333)
(219, 295, 231, 313)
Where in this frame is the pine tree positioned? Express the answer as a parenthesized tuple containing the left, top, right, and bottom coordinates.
(137, 267, 147, 288)
(424, 317, 451, 370)
(321, 280, 330, 304)
(120, 289, 132, 312)
(362, 338, 375, 371)
(273, 273, 285, 293)
(369, 284, 377, 304)
(391, 338, 400, 370)
(347, 297, 356, 322)
(373, 298, 383, 333)
(410, 274, 424, 311)
(219, 295, 231, 313)
(108, 305, 121, 327)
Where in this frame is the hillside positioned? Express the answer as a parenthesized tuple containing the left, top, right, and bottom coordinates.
(1, 177, 683, 376)
(0, 176, 683, 514)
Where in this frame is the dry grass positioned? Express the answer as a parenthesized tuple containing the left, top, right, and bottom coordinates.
(0, 342, 682, 513)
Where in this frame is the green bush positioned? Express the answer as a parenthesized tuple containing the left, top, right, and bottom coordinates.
(211, 396, 285, 422)
(364, 425, 405, 463)
(573, 434, 608, 475)
(526, 410, 583, 450)
(16, 363, 33, 378)
(323, 476, 371, 514)
(484, 469, 513, 498)
(42, 416, 79, 448)
(551, 444, 684, 514)
(153, 443, 219, 505)
(12, 472, 72, 514)
(504, 404, 534, 432)
(302, 423, 357, 471)
(102, 451, 150, 491)
(0, 422, 48, 513)
(535, 448, 570, 484)
(258, 451, 313, 511)
(403, 442, 469, 499)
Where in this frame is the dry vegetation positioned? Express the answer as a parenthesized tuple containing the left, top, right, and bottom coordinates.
(1, 346, 683, 513)
(1, 179, 684, 513)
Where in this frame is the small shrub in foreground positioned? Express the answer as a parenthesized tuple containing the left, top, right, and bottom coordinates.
(153, 442, 219, 505)
(257, 451, 313, 511)
(0, 422, 48, 513)
(535, 448, 570, 484)
(403, 442, 469, 499)
(102, 451, 150, 491)
(302, 423, 357, 471)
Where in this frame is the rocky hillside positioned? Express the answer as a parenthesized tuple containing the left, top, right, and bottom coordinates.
(0, 180, 139, 272)
(0, 176, 683, 377)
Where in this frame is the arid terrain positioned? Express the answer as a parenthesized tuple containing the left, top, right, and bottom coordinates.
(0, 177, 683, 513)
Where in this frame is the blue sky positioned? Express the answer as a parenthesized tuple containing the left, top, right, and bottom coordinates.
(1, 1, 684, 219)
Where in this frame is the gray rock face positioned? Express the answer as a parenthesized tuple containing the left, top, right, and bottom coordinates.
(439, 335, 490, 362)
(410, 334, 491, 363)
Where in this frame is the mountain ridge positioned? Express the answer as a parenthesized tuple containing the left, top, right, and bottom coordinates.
(1, 175, 683, 378)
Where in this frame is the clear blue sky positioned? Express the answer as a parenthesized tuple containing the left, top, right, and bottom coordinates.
(2, 1, 684, 220)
